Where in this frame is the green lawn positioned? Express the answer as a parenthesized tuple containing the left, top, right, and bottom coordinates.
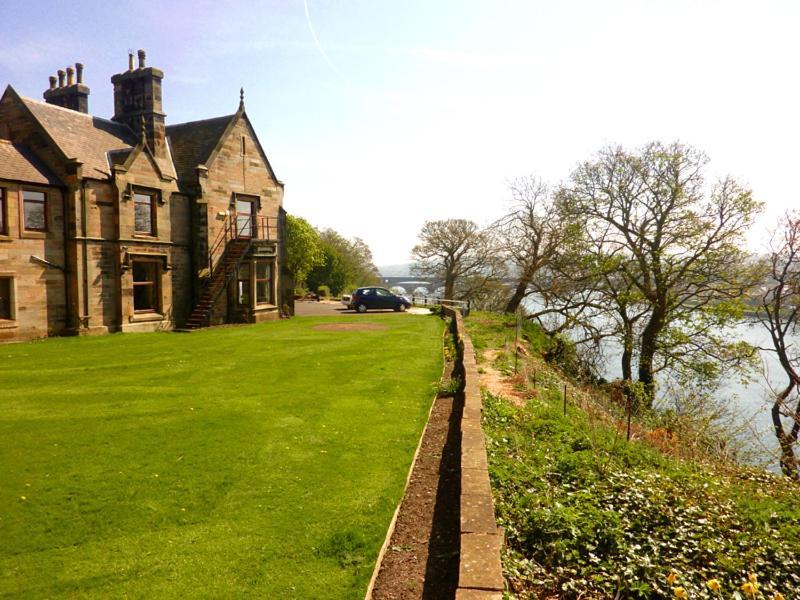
(0, 314, 443, 599)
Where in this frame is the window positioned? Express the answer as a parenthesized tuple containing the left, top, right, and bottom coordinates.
(0, 188, 6, 234)
(0, 278, 12, 320)
(238, 262, 251, 305)
(256, 262, 272, 304)
(23, 190, 47, 232)
(376, 288, 392, 296)
(134, 191, 156, 235)
(132, 260, 160, 312)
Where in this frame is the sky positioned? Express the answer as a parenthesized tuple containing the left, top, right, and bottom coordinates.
(1, 0, 798, 266)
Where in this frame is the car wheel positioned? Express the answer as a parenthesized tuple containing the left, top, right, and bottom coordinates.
(356, 303, 367, 313)
(396, 303, 407, 312)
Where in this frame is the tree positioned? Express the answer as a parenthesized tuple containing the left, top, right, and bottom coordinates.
(492, 176, 574, 314)
(307, 229, 380, 295)
(758, 212, 800, 480)
(411, 219, 502, 300)
(285, 215, 324, 288)
(560, 142, 762, 403)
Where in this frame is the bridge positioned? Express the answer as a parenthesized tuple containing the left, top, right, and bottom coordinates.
(380, 276, 443, 291)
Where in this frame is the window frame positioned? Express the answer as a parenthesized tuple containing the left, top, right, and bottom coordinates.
(255, 261, 272, 305)
(22, 189, 47, 233)
(133, 189, 157, 236)
(0, 276, 14, 321)
(131, 259, 162, 314)
(237, 262, 251, 306)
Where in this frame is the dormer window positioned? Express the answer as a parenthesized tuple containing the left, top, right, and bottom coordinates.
(134, 190, 156, 235)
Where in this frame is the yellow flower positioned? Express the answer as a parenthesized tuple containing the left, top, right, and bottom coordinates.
(706, 579, 721, 592)
(741, 581, 758, 598)
(672, 587, 688, 599)
(773, 593, 785, 600)
(748, 573, 759, 584)
(667, 571, 679, 585)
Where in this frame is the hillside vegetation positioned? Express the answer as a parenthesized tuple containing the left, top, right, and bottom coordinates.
(465, 312, 800, 600)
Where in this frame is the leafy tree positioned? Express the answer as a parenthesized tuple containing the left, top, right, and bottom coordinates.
(306, 245, 347, 296)
(559, 142, 762, 403)
(758, 211, 800, 480)
(411, 219, 503, 300)
(307, 230, 380, 295)
(285, 215, 324, 288)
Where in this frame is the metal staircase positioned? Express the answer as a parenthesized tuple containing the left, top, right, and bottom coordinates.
(185, 215, 252, 330)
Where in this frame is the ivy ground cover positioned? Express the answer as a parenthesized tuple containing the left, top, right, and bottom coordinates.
(0, 314, 443, 598)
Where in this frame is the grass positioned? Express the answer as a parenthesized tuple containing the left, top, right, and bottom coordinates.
(0, 314, 444, 598)
(464, 312, 800, 600)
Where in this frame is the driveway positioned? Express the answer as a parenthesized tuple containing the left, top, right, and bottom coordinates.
(294, 300, 431, 317)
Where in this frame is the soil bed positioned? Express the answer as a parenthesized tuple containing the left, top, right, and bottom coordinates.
(370, 391, 462, 599)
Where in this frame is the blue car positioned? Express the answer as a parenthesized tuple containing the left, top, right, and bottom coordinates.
(348, 287, 411, 313)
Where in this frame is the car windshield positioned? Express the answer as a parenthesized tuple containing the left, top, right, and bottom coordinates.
(375, 288, 391, 296)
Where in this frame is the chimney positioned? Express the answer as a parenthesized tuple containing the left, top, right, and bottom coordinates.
(111, 49, 167, 158)
(44, 62, 90, 113)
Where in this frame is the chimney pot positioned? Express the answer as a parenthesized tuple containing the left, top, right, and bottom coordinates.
(57, 69, 65, 87)
(66, 67, 74, 86)
(49, 76, 57, 90)
(137, 49, 146, 68)
(76, 63, 84, 84)
(128, 52, 134, 71)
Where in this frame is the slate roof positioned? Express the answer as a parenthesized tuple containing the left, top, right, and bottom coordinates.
(0, 139, 61, 185)
(166, 114, 235, 188)
(19, 96, 140, 179)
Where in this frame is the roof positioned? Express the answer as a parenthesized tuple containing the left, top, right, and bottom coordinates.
(166, 114, 235, 188)
(0, 139, 61, 185)
(19, 95, 139, 179)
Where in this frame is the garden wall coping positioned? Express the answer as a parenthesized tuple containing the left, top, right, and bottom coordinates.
(443, 306, 505, 597)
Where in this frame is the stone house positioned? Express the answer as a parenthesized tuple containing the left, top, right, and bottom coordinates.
(0, 50, 288, 342)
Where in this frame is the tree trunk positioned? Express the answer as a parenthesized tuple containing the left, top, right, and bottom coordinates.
(444, 273, 456, 301)
(621, 321, 633, 383)
(772, 383, 800, 480)
(637, 308, 664, 407)
(505, 279, 529, 314)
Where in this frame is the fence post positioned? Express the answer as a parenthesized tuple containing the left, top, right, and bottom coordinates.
(626, 395, 632, 442)
(513, 309, 520, 374)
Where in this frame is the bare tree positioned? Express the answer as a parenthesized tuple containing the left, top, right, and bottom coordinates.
(759, 212, 800, 480)
(493, 176, 574, 314)
(560, 142, 762, 403)
(411, 219, 502, 300)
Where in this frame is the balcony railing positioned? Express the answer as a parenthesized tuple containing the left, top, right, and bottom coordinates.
(207, 215, 279, 276)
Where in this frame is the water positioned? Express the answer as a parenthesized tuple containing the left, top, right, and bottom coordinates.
(599, 321, 788, 467)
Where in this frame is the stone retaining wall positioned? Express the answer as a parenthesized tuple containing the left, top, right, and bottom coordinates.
(444, 307, 505, 600)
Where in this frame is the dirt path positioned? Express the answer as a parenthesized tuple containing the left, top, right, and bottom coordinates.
(369, 394, 462, 599)
(478, 349, 529, 406)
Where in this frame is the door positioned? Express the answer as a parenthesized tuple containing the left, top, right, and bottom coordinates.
(235, 199, 255, 238)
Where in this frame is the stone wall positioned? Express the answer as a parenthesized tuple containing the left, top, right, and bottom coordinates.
(443, 306, 505, 600)
(0, 181, 67, 341)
